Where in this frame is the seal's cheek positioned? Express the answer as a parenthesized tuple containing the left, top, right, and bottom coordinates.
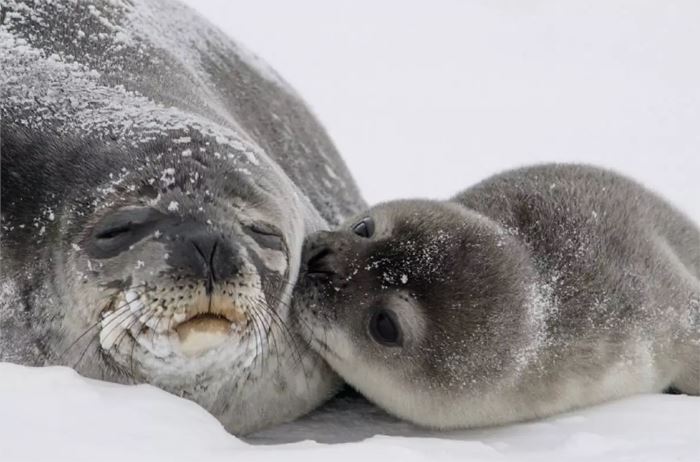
(76, 234, 171, 286)
(250, 246, 288, 275)
(240, 225, 289, 276)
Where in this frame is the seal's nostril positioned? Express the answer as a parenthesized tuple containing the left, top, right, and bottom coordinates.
(305, 247, 337, 278)
(307, 247, 332, 265)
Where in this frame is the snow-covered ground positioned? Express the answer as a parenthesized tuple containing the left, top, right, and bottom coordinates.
(2, 1, 699, 461)
(1, 363, 698, 462)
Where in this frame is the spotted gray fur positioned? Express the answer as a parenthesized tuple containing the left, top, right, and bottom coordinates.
(0, 0, 365, 435)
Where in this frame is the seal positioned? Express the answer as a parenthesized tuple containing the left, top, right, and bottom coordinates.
(294, 164, 700, 429)
(0, 0, 365, 434)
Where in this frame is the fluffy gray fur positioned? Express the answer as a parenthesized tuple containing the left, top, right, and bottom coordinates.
(294, 164, 700, 429)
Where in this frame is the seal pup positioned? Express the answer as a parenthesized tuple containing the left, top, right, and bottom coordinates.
(0, 0, 364, 434)
(294, 164, 700, 429)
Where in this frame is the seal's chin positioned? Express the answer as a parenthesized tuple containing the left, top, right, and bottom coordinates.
(175, 314, 234, 357)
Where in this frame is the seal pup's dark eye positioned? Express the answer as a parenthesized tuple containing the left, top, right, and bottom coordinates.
(352, 217, 375, 238)
(369, 309, 402, 347)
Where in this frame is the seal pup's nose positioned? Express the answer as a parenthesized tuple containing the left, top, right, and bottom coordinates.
(305, 247, 336, 277)
(302, 231, 345, 280)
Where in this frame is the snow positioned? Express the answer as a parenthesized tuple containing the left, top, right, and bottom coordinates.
(2, 1, 699, 461)
(0, 0, 265, 169)
(0, 363, 698, 462)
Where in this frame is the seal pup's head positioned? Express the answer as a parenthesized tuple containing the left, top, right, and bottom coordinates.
(1, 129, 339, 434)
(293, 199, 546, 429)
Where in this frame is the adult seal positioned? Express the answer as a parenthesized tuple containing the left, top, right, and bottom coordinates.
(0, 0, 365, 434)
(295, 164, 700, 429)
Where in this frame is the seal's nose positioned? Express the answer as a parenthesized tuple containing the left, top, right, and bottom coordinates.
(302, 231, 345, 280)
(169, 224, 241, 293)
(305, 247, 336, 276)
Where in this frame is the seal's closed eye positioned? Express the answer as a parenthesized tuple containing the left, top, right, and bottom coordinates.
(246, 222, 285, 252)
(352, 217, 375, 238)
(95, 223, 133, 239)
(88, 207, 164, 258)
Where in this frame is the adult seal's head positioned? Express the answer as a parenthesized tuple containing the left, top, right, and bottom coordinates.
(0, 0, 364, 434)
(294, 165, 700, 429)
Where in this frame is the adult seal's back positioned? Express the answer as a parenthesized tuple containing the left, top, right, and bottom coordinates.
(0, 0, 365, 434)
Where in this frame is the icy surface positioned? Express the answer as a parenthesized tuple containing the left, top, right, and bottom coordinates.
(0, 363, 698, 462)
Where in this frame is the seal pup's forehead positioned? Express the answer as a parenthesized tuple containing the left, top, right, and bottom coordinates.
(346, 199, 484, 239)
(335, 200, 498, 282)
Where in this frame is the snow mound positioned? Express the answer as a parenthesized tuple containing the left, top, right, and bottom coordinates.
(1, 363, 697, 462)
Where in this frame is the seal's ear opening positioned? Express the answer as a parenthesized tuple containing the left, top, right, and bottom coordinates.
(87, 207, 165, 259)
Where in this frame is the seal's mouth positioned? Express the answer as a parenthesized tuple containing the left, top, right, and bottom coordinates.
(100, 288, 255, 358)
(166, 295, 251, 357)
(175, 313, 234, 357)
(171, 293, 248, 328)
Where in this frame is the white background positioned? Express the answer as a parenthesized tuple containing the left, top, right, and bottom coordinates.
(183, 0, 700, 220)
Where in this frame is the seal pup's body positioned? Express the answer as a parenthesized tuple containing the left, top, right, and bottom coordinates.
(295, 164, 700, 429)
(1, 0, 364, 434)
